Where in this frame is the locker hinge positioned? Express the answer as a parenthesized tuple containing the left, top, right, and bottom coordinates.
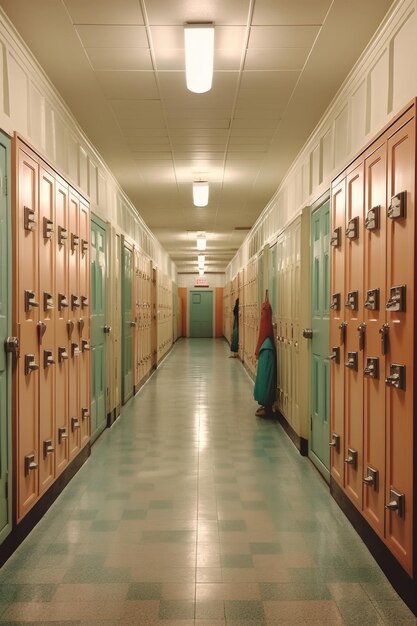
(310, 415, 312, 430)
(3, 176, 7, 197)
(5, 474, 8, 500)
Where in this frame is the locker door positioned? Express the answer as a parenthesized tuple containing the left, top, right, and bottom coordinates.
(310, 200, 330, 478)
(122, 240, 133, 403)
(385, 118, 415, 574)
(68, 190, 80, 458)
(15, 146, 39, 521)
(90, 215, 107, 440)
(55, 179, 69, 475)
(344, 162, 364, 509)
(363, 143, 387, 538)
(151, 268, 157, 368)
(0, 134, 11, 540)
(292, 220, 301, 434)
(133, 249, 140, 390)
(38, 166, 55, 494)
(329, 178, 345, 488)
(79, 198, 90, 448)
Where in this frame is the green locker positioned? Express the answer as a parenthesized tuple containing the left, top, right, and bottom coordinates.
(0, 133, 11, 542)
(122, 240, 133, 403)
(309, 199, 331, 480)
(90, 215, 107, 441)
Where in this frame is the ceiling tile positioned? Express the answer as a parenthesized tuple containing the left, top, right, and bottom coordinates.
(75, 25, 148, 48)
(85, 47, 152, 70)
(227, 144, 269, 152)
(234, 106, 282, 120)
(130, 143, 171, 152)
(110, 99, 163, 118)
(158, 71, 239, 98)
(169, 129, 229, 139)
(244, 48, 309, 71)
(252, 0, 332, 26)
(168, 119, 231, 129)
(166, 107, 232, 120)
(154, 48, 242, 70)
(127, 137, 171, 146)
(150, 25, 246, 50)
(144, 0, 251, 26)
(232, 118, 278, 130)
(64, 0, 144, 25)
(240, 70, 300, 91)
(248, 25, 320, 48)
(95, 71, 159, 99)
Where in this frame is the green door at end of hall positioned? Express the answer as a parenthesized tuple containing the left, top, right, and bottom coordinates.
(90, 215, 107, 441)
(189, 291, 213, 337)
(122, 242, 133, 403)
(0, 132, 11, 542)
(309, 200, 331, 480)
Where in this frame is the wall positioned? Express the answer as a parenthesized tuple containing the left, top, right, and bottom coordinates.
(227, 0, 417, 279)
(177, 274, 225, 289)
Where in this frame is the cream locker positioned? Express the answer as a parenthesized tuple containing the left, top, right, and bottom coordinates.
(79, 197, 90, 448)
(67, 190, 80, 458)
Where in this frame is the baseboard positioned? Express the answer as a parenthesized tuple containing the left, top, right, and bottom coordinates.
(276, 411, 308, 456)
(0, 445, 90, 568)
(330, 478, 417, 615)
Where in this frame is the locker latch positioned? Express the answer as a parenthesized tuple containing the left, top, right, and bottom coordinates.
(71, 343, 80, 358)
(58, 293, 69, 310)
(339, 322, 347, 344)
(37, 321, 47, 343)
(385, 363, 405, 391)
(67, 320, 75, 339)
(364, 288, 379, 311)
(24, 206, 36, 231)
(387, 191, 406, 220)
(345, 352, 358, 371)
(330, 293, 340, 311)
(302, 328, 313, 339)
(81, 340, 90, 352)
(79, 318, 84, 334)
(81, 407, 90, 420)
(43, 439, 55, 458)
(328, 346, 340, 364)
(103, 325, 111, 334)
(24, 354, 39, 375)
(344, 448, 358, 469)
(385, 284, 406, 312)
(71, 295, 80, 309)
(71, 234, 79, 251)
(364, 357, 379, 379)
(329, 433, 340, 452)
(81, 295, 89, 308)
(379, 323, 389, 355)
(81, 239, 88, 255)
(330, 227, 341, 247)
(43, 292, 54, 311)
(58, 427, 68, 443)
(385, 489, 405, 517)
(363, 466, 378, 491)
(25, 290, 39, 312)
(58, 226, 68, 245)
(4, 336, 20, 357)
(43, 350, 55, 368)
(357, 323, 366, 351)
(345, 291, 358, 311)
(71, 417, 80, 431)
(58, 346, 69, 362)
(24, 453, 38, 476)
(364, 205, 380, 231)
(345, 216, 359, 240)
(43, 217, 54, 239)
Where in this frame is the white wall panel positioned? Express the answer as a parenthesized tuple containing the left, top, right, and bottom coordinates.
(368, 50, 389, 134)
(44, 100, 55, 161)
(8, 52, 27, 134)
(67, 132, 78, 184)
(28, 82, 44, 150)
(334, 104, 349, 169)
(392, 11, 417, 111)
(89, 159, 98, 206)
(321, 127, 333, 181)
(54, 113, 67, 173)
(350, 81, 367, 151)
(311, 144, 320, 190)
(79, 146, 88, 192)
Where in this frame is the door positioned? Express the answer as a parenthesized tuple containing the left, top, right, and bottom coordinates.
(309, 200, 331, 479)
(0, 133, 11, 540)
(90, 215, 107, 440)
(189, 290, 213, 337)
(122, 239, 133, 403)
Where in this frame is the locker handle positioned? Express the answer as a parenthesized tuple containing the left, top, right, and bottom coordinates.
(130, 321, 137, 327)
(81, 340, 90, 352)
(58, 427, 68, 442)
(71, 417, 80, 431)
(37, 321, 47, 343)
(24, 206, 36, 231)
(25, 354, 39, 375)
(25, 290, 39, 311)
(24, 454, 38, 475)
(4, 336, 20, 357)
(357, 323, 366, 351)
(103, 325, 112, 334)
(67, 320, 75, 339)
(379, 323, 389, 356)
(43, 440, 55, 458)
(82, 408, 90, 420)
(339, 322, 347, 345)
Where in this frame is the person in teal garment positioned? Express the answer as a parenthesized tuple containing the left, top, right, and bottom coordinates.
(229, 297, 239, 358)
(254, 294, 276, 417)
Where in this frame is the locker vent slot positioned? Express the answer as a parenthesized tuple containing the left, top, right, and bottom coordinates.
(365, 205, 380, 231)
(387, 191, 406, 219)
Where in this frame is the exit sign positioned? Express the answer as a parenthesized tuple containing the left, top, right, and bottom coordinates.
(194, 276, 209, 287)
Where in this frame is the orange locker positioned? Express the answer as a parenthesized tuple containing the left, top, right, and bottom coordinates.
(55, 178, 70, 475)
(343, 162, 364, 509)
(68, 190, 81, 459)
(38, 165, 56, 494)
(14, 144, 40, 521)
(133, 248, 140, 390)
(384, 116, 415, 574)
(362, 142, 387, 538)
(79, 197, 90, 448)
(329, 177, 345, 488)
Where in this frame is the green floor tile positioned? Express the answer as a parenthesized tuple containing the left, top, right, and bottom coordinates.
(126, 582, 162, 600)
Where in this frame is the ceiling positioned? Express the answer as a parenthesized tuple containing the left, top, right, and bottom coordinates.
(0, 0, 394, 274)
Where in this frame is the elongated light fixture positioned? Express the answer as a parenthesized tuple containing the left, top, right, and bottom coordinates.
(199, 269, 205, 276)
(198, 255, 205, 268)
(196, 233, 207, 250)
(193, 181, 209, 207)
(184, 23, 214, 93)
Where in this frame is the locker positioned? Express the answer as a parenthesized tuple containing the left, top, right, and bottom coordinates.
(55, 178, 69, 475)
(385, 116, 415, 574)
(363, 142, 387, 538)
(107, 229, 121, 420)
(122, 239, 134, 403)
(133, 249, 140, 389)
(329, 177, 345, 488)
(79, 197, 90, 449)
(67, 190, 80, 459)
(151, 267, 157, 369)
(38, 166, 55, 493)
(15, 145, 40, 521)
(343, 163, 364, 508)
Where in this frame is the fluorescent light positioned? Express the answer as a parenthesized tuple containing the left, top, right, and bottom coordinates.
(184, 23, 214, 93)
(193, 181, 209, 207)
(198, 255, 205, 265)
(196, 233, 207, 250)
(199, 269, 205, 276)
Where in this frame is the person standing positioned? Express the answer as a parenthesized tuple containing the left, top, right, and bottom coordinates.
(254, 295, 276, 416)
(230, 297, 239, 358)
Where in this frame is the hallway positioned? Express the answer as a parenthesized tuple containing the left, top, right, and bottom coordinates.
(0, 339, 415, 625)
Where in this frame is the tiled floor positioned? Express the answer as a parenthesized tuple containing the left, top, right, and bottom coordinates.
(0, 338, 416, 625)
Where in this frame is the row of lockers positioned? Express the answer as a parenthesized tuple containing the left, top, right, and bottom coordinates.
(330, 103, 416, 575)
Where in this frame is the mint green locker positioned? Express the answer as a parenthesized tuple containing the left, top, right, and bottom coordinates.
(309, 200, 331, 480)
(122, 240, 133, 403)
(189, 290, 213, 337)
(0, 133, 11, 542)
(90, 215, 107, 441)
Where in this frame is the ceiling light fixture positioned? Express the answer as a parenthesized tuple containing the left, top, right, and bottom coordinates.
(193, 181, 209, 207)
(196, 233, 207, 250)
(184, 23, 214, 93)
(198, 255, 205, 266)
(199, 269, 205, 276)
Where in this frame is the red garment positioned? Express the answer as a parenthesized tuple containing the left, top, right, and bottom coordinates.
(255, 299, 274, 359)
